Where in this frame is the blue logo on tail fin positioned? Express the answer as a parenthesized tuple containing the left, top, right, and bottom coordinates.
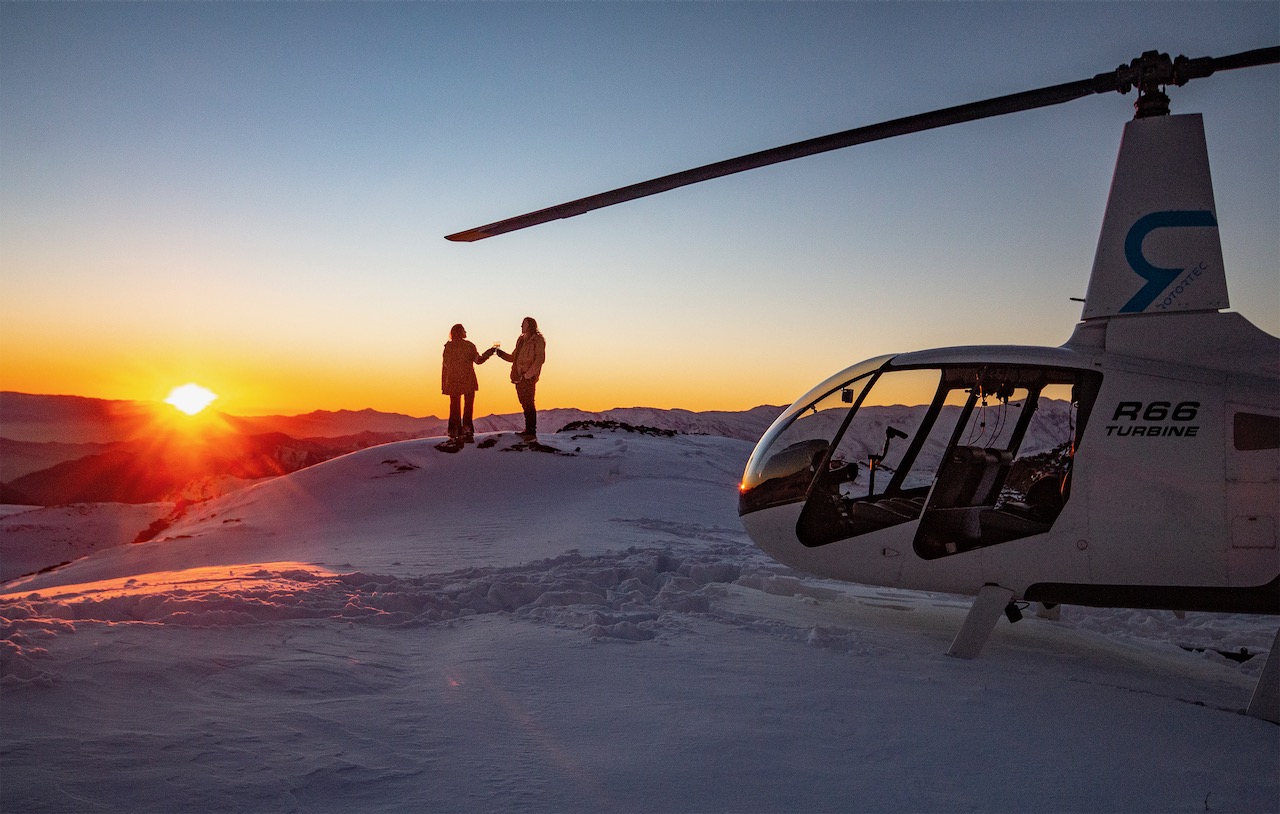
(1121, 210, 1218, 313)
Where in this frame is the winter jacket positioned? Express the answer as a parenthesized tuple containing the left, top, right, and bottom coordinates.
(441, 339, 486, 395)
(496, 332, 545, 383)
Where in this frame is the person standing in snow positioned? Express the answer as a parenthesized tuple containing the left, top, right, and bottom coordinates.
(441, 323, 494, 443)
(493, 316, 545, 440)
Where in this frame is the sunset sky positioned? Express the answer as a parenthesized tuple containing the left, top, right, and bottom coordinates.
(2, 2, 1276, 418)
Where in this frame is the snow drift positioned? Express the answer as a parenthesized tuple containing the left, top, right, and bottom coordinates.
(2, 427, 1276, 813)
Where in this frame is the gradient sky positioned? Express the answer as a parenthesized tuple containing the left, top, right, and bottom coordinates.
(2, 2, 1277, 418)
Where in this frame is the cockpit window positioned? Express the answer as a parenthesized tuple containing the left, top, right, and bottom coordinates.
(739, 360, 1101, 556)
(912, 375, 1082, 559)
(794, 367, 944, 545)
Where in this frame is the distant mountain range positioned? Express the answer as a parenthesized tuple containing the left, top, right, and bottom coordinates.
(223, 404, 787, 445)
(1, 392, 785, 506)
(2, 391, 1075, 509)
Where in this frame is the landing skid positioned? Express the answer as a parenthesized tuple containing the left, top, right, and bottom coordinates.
(950, 588, 1280, 724)
(1246, 628, 1279, 724)
(947, 584, 1014, 659)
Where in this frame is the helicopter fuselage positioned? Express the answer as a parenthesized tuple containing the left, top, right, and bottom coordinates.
(738, 311, 1279, 614)
(739, 111, 1279, 621)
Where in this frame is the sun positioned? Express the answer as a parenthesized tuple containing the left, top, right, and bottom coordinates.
(165, 383, 218, 416)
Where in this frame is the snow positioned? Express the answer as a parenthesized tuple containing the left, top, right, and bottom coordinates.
(0, 502, 173, 582)
(2, 427, 1277, 813)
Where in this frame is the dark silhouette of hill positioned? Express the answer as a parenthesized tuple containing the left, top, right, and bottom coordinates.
(223, 405, 784, 443)
(1, 438, 115, 481)
(3, 431, 374, 505)
(0, 482, 36, 505)
(4, 392, 785, 445)
(223, 410, 446, 438)
(0, 391, 155, 443)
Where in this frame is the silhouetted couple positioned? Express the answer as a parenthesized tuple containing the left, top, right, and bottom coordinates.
(441, 317, 546, 443)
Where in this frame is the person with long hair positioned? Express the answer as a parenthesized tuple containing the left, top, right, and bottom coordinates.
(493, 316, 545, 440)
(441, 323, 494, 443)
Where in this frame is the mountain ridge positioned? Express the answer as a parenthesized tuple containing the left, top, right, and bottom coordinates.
(1, 392, 785, 505)
(2, 392, 784, 444)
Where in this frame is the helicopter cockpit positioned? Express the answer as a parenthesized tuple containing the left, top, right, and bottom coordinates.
(739, 354, 1102, 559)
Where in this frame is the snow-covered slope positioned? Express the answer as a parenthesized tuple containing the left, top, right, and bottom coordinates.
(2, 430, 751, 593)
(2, 427, 1276, 813)
(0, 502, 172, 582)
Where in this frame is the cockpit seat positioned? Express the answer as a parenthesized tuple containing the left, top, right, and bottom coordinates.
(883, 497, 925, 519)
(1003, 474, 1066, 522)
(918, 445, 1012, 546)
(929, 446, 1009, 509)
(849, 501, 914, 524)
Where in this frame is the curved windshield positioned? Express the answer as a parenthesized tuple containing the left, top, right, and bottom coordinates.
(739, 355, 894, 509)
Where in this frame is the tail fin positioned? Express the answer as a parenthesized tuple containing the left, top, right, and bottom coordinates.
(1081, 114, 1228, 320)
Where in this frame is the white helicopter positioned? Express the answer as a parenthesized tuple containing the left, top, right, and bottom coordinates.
(447, 48, 1280, 721)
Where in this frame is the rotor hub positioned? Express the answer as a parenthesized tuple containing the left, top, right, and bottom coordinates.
(1111, 50, 1221, 118)
(1116, 51, 1174, 118)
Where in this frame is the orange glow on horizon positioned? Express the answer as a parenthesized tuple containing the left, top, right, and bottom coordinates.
(1, 338, 814, 418)
(0, 308, 828, 418)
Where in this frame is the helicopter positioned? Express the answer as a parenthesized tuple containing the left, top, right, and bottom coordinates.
(447, 47, 1280, 722)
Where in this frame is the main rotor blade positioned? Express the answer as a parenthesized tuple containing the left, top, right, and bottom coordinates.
(446, 46, 1279, 242)
(1209, 45, 1280, 73)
